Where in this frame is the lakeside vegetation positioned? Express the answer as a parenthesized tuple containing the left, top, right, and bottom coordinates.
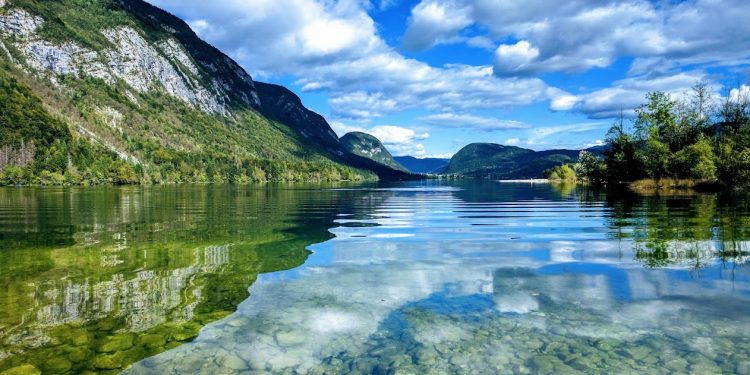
(551, 81, 750, 191)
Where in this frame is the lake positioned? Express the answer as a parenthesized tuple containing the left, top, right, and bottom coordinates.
(0, 181, 749, 374)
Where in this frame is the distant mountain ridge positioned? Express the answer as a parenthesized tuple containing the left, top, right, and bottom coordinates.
(339, 132, 409, 172)
(393, 156, 450, 174)
(443, 143, 597, 179)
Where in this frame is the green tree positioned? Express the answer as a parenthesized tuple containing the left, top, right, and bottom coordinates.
(669, 136, 717, 181)
(636, 92, 679, 149)
(639, 128, 671, 179)
(718, 82, 750, 133)
(574, 151, 606, 185)
(0, 166, 27, 185)
(634, 92, 687, 179)
(604, 113, 641, 182)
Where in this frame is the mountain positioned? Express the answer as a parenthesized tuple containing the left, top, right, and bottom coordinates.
(339, 132, 409, 172)
(254, 82, 340, 152)
(443, 143, 590, 179)
(393, 156, 450, 174)
(0, 0, 410, 185)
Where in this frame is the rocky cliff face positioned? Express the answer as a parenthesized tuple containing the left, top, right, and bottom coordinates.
(0, 3, 255, 115)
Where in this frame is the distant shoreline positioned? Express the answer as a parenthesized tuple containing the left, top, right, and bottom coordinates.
(497, 179, 550, 183)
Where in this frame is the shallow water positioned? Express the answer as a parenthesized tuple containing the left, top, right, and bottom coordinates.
(1, 181, 749, 374)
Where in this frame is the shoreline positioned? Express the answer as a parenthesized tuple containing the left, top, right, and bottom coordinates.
(497, 179, 550, 183)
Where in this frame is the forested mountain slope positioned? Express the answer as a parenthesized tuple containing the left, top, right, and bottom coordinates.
(340, 132, 409, 172)
(443, 143, 594, 179)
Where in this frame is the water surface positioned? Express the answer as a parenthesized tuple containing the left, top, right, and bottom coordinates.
(1, 181, 749, 374)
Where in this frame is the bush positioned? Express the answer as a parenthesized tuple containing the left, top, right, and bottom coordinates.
(112, 162, 140, 185)
(250, 166, 266, 182)
(546, 164, 577, 182)
(0, 166, 28, 185)
(670, 136, 717, 181)
(37, 170, 66, 186)
(735, 149, 750, 187)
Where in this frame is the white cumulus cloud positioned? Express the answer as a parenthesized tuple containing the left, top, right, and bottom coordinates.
(419, 113, 528, 131)
(493, 40, 540, 76)
(405, 0, 750, 76)
(402, 0, 473, 51)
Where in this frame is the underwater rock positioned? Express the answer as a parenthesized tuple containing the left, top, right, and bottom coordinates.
(736, 361, 750, 374)
(97, 333, 135, 353)
(226, 317, 248, 328)
(174, 356, 206, 373)
(274, 330, 306, 347)
(619, 346, 650, 361)
(0, 364, 41, 375)
(66, 330, 90, 347)
(594, 339, 615, 352)
(43, 357, 72, 373)
(218, 354, 248, 371)
(529, 355, 557, 374)
(688, 356, 722, 374)
(135, 333, 167, 349)
(663, 357, 688, 372)
(171, 329, 198, 342)
(64, 346, 90, 363)
(92, 354, 122, 370)
(266, 354, 300, 371)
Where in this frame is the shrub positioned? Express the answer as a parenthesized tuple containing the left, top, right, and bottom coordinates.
(546, 164, 577, 182)
(112, 162, 139, 185)
(37, 170, 66, 186)
(670, 136, 717, 181)
(0, 166, 28, 185)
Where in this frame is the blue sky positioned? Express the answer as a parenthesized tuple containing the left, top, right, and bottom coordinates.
(148, 0, 750, 158)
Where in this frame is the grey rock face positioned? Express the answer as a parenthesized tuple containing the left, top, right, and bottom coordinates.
(158, 39, 199, 76)
(22, 40, 112, 83)
(0, 9, 43, 36)
(102, 27, 228, 115)
(0, 9, 233, 115)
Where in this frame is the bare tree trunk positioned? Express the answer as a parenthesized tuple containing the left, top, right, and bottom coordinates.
(0, 140, 36, 169)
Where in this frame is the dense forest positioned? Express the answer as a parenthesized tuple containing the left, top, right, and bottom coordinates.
(548, 81, 750, 191)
